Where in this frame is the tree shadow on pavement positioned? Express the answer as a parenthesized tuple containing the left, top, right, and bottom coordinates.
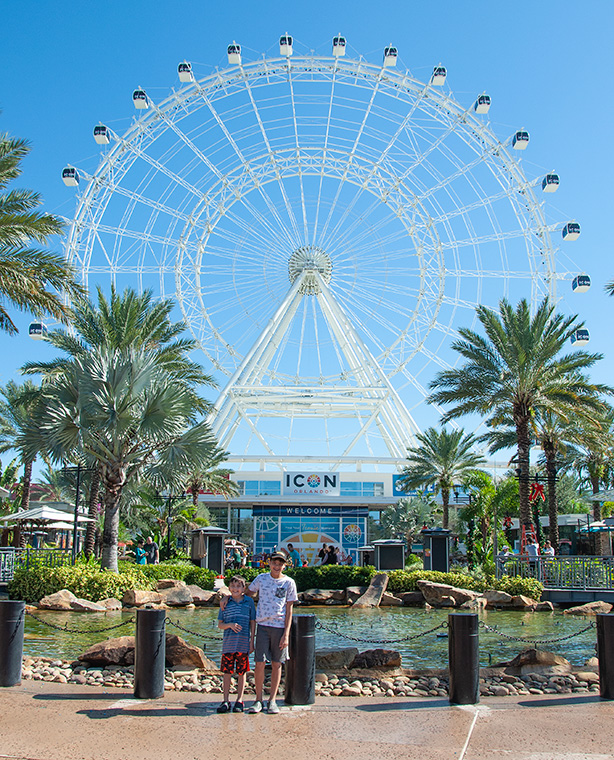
(356, 699, 450, 712)
(517, 695, 602, 708)
(75, 701, 216, 720)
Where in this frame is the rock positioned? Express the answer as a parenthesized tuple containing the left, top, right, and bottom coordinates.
(121, 590, 162, 607)
(78, 636, 136, 666)
(98, 598, 123, 611)
(379, 592, 403, 607)
(187, 586, 216, 605)
(39, 589, 78, 611)
(341, 686, 361, 696)
(563, 601, 613, 616)
(459, 596, 487, 610)
(157, 585, 194, 607)
(510, 595, 538, 610)
(213, 589, 231, 606)
(349, 649, 401, 669)
(504, 648, 571, 676)
(156, 579, 186, 590)
(352, 574, 389, 608)
(416, 580, 479, 608)
(315, 647, 359, 670)
(397, 591, 425, 606)
(575, 671, 599, 684)
(490, 685, 509, 696)
(535, 601, 555, 612)
(584, 657, 599, 672)
(165, 635, 217, 670)
(70, 599, 107, 613)
(300, 588, 345, 604)
(345, 586, 368, 604)
(484, 590, 514, 607)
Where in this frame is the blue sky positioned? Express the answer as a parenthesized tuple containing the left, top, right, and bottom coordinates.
(1, 1, 613, 465)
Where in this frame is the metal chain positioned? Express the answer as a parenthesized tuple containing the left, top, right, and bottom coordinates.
(479, 620, 596, 645)
(166, 617, 223, 641)
(26, 610, 136, 634)
(7, 608, 25, 647)
(314, 619, 448, 644)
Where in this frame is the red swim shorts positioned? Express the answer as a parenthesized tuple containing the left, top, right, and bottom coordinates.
(221, 652, 250, 674)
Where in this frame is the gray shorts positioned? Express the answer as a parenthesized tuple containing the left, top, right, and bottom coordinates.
(254, 625, 289, 663)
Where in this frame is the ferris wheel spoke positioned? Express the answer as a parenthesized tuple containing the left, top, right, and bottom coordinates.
(312, 62, 339, 245)
(287, 64, 309, 242)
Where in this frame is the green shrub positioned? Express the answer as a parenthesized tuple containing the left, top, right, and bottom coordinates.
(183, 567, 217, 590)
(8, 564, 155, 603)
(492, 575, 543, 600)
(385, 569, 485, 593)
(138, 561, 194, 582)
(224, 566, 268, 585)
(285, 564, 376, 592)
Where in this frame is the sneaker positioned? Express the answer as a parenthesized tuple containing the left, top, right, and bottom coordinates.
(266, 699, 280, 714)
(216, 701, 231, 714)
(248, 700, 263, 714)
(233, 701, 244, 713)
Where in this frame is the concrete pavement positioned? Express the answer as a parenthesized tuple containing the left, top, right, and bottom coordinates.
(0, 681, 613, 760)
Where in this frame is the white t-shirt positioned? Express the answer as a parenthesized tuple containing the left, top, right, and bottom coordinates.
(526, 543, 539, 558)
(249, 572, 298, 628)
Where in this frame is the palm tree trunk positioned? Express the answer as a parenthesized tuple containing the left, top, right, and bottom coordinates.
(100, 463, 126, 572)
(590, 472, 607, 555)
(84, 467, 101, 558)
(543, 441, 559, 551)
(441, 485, 450, 529)
(21, 458, 33, 511)
(515, 410, 532, 528)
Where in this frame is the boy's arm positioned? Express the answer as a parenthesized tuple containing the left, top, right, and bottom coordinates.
(279, 599, 294, 650)
(249, 619, 256, 653)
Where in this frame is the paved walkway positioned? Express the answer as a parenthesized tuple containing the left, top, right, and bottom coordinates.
(0, 681, 613, 760)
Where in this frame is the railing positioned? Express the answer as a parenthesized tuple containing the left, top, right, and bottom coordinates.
(499, 555, 614, 590)
(0, 547, 73, 582)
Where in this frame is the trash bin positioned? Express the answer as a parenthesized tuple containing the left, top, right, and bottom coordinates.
(421, 528, 451, 572)
(190, 527, 229, 575)
(373, 539, 405, 570)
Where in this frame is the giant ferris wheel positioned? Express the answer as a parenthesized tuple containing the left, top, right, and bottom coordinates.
(61, 36, 587, 468)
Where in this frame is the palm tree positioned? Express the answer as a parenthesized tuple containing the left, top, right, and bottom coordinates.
(397, 427, 485, 529)
(28, 346, 220, 571)
(184, 446, 239, 510)
(0, 133, 84, 333)
(429, 298, 608, 529)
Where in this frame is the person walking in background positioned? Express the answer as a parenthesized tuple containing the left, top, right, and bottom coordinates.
(144, 536, 159, 564)
(327, 546, 338, 565)
(286, 543, 301, 568)
(542, 539, 555, 557)
(216, 575, 256, 713)
(317, 543, 328, 565)
(133, 540, 147, 565)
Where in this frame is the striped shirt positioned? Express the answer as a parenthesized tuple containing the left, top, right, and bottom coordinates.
(218, 595, 256, 654)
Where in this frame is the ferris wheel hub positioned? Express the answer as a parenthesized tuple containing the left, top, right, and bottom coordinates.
(288, 246, 333, 295)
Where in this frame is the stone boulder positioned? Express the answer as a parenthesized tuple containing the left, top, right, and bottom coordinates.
(78, 636, 136, 666)
(503, 648, 571, 676)
(352, 573, 389, 608)
(79, 634, 218, 670)
(349, 649, 402, 669)
(299, 588, 345, 604)
(315, 647, 359, 670)
(398, 591, 425, 606)
(97, 598, 123, 611)
(563, 600, 613, 616)
(70, 599, 107, 613)
(187, 585, 216, 605)
(122, 589, 163, 607)
(535, 601, 555, 612)
(156, 579, 185, 590)
(379, 592, 403, 607)
(459, 596, 487, 610)
(345, 586, 368, 605)
(157, 582, 194, 607)
(39, 589, 78, 611)
(484, 589, 514, 607)
(416, 580, 479, 608)
(510, 595, 538, 610)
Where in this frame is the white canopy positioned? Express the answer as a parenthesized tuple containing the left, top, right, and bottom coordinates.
(0, 505, 94, 524)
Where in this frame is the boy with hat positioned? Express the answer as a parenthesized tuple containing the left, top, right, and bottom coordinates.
(247, 551, 298, 714)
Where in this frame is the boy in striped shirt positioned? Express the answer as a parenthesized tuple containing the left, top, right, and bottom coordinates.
(217, 575, 256, 713)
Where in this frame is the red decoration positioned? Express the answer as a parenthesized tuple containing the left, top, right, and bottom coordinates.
(529, 482, 545, 502)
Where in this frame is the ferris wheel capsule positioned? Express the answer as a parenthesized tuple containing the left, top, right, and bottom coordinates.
(132, 90, 148, 109)
(542, 173, 559, 193)
(562, 222, 581, 241)
(332, 36, 346, 57)
(512, 130, 530, 150)
(474, 94, 491, 114)
(61, 166, 79, 186)
(431, 66, 447, 85)
(383, 47, 398, 67)
(93, 124, 110, 145)
(28, 322, 48, 340)
(571, 328, 590, 346)
(572, 274, 591, 293)
(178, 62, 194, 82)
(227, 43, 241, 65)
(279, 35, 293, 56)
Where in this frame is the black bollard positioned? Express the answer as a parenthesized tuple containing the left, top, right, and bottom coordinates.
(0, 600, 25, 687)
(134, 608, 166, 699)
(285, 614, 316, 705)
(448, 613, 479, 705)
(596, 613, 614, 700)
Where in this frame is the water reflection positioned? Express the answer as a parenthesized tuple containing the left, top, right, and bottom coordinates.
(24, 606, 596, 668)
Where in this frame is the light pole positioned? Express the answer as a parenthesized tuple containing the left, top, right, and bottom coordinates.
(62, 462, 96, 564)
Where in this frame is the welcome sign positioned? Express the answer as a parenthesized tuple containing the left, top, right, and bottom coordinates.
(283, 471, 340, 496)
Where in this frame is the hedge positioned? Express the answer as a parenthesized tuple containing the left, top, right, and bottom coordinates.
(386, 569, 543, 600)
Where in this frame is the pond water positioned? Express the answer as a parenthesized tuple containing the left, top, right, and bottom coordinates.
(24, 606, 597, 669)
